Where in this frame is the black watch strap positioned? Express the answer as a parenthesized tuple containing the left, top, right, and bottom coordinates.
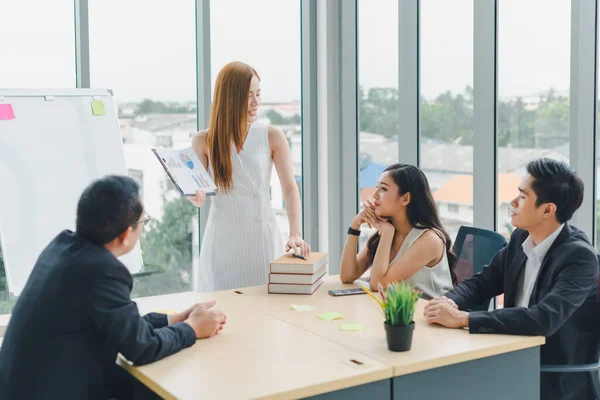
(347, 226, 361, 236)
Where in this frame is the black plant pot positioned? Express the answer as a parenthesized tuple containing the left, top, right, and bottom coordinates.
(384, 321, 415, 352)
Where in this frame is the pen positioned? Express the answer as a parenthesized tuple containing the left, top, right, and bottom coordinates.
(292, 253, 307, 260)
(361, 285, 385, 308)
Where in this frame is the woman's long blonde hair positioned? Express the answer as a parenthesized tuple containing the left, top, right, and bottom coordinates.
(206, 61, 260, 193)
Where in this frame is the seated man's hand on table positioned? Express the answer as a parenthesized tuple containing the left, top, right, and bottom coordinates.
(424, 296, 469, 329)
(184, 301, 227, 339)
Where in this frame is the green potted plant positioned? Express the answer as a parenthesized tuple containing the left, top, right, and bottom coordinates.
(365, 281, 422, 352)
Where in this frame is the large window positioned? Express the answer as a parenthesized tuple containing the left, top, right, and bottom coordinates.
(89, 0, 198, 297)
(497, 0, 570, 239)
(357, 0, 399, 249)
(497, 0, 570, 308)
(0, 0, 76, 313)
(420, 0, 473, 241)
(1, 1, 593, 316)
(211, 0, 302, 246)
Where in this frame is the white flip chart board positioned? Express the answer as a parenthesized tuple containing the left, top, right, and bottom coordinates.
(0, 89, 143, 296)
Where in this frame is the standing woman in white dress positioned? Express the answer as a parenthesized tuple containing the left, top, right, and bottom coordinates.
(189, 61, 310, 292)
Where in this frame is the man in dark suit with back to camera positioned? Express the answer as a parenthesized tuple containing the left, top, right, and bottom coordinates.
(424, 158, 599, 400)
(0, 175, 227, 399)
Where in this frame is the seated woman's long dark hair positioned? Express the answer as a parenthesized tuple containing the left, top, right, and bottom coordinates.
(366, 163, 458, 286)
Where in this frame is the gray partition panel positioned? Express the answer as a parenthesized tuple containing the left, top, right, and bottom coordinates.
(393, 347, 540, 400)
(305, 379, 391, 400)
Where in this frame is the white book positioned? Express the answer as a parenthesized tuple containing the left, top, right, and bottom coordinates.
(269, 265, 329, 284)
(152, 147, 217, 197)
(268, 273, 326, 295)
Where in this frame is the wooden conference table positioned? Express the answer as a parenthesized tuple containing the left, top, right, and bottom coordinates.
(118, 275, 545, 399)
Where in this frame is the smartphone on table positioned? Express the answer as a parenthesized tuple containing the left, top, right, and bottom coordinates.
(328, 288, 367, 297)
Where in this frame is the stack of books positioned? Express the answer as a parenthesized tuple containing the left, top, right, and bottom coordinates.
(268, 252, 329, 294)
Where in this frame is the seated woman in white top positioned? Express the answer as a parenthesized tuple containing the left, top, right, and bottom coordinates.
(340, 163, 456, 299)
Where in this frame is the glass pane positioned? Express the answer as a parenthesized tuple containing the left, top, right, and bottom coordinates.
(0, 242, 13, 314)
(89, 0, 197, 297)
(498, 0, 571, 307)
(421, 0, 474, 241)
(498, 0, 570, 238)
(211, 0, 302, 245)
(357, 0, 399, 249)
(0, 1, 75, 88)
(597, 20, 600, 252)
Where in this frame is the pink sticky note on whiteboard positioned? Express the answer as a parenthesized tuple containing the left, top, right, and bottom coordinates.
(0, 104, 15, 120)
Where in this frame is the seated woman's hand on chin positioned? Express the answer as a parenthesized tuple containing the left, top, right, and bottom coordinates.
(353, 199, 388, 229)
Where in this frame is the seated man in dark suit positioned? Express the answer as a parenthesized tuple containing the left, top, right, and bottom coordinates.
(424, 158, 599, 400)
(0, 175, 227, 399)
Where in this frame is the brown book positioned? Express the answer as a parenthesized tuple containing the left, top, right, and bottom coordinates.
(268, 272, 326, 295)
(270, 252, 329, 274)
(269, 264, 329, 284)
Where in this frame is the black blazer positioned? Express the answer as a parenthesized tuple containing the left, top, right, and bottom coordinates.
(446, 224, 599, 400)
(0, 230, 196, 399)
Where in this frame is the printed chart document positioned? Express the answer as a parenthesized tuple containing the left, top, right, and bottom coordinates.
(152, 147, 217, 196)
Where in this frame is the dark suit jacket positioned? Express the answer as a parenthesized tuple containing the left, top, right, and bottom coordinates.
(446, 224, 599, 400)
(0, 230, 196, 399)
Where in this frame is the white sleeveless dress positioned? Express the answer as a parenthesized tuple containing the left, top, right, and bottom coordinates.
(197, 122, 285, 292)
(389, 227, 454, 299)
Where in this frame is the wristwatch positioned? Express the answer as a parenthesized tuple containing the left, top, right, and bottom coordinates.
(347, 226, 361, 236)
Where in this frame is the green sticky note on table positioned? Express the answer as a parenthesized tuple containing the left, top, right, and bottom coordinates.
(340, 323, 364, 331)
(317, 312, 343, 321)
(291, 304, 315, 312)
(91, 100, 106, 116)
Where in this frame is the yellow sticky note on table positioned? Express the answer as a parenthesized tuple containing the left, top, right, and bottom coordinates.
(340, 324, 364, 331)
(154, 309, 177, 315)
(291, 304, 315, 312)
(91, 100, 106, 116)
(317, 312, 343, 321)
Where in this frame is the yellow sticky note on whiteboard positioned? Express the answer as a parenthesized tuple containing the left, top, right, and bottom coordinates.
(91, 100, 106, 116)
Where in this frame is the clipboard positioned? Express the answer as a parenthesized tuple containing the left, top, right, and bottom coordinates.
(152, 147, 217, 197)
